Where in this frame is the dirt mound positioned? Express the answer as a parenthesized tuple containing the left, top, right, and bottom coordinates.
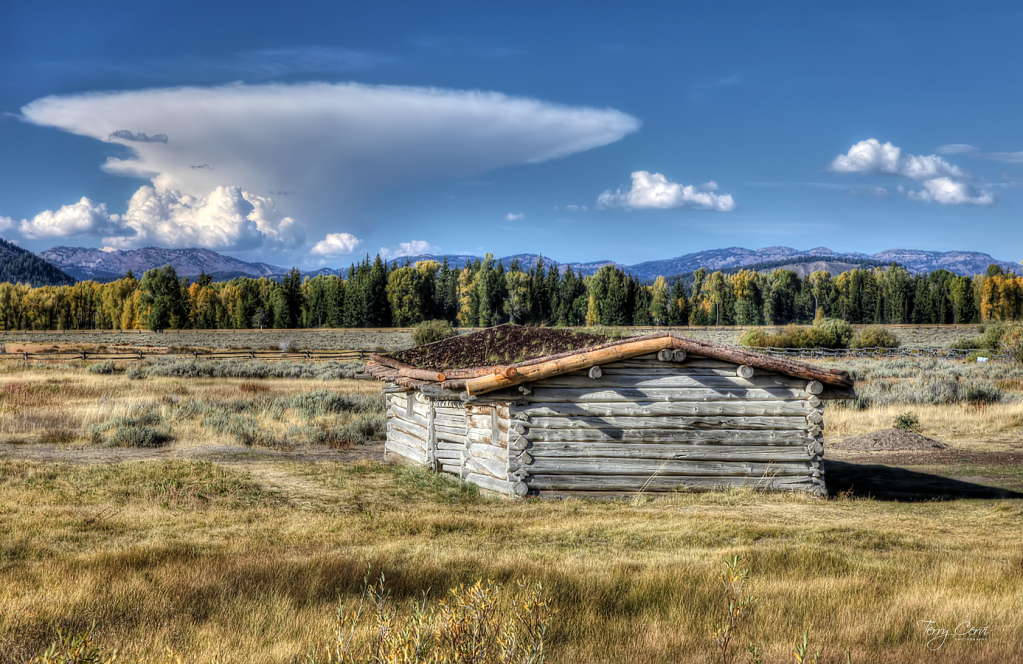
(390, 325, 614, 370)
(831, 428, 947, 452)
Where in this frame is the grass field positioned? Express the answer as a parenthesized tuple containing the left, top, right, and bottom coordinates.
(2, 357, 1022, 663)
(0, 324, 985, 355)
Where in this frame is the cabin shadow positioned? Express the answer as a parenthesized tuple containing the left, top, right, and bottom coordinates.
(824, 459, 1023, 502)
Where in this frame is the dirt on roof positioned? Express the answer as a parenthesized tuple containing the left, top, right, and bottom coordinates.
(389, 326, 615, 370)
(830, 428, 948, 453)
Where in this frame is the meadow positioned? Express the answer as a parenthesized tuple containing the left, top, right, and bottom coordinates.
(1, 353, 1022, 663)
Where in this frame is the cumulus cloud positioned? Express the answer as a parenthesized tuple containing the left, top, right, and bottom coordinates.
(564, 204, 588, 211)
(13, 197, 125, 239)
(504, 212, 524, 221)
(21, 82, 640, 245)
(596, 171, 735, 211)
(109, 130, 168, 143)
(379, 240, 437, 260)
(310, 232, 362, 257)
(905, 177, 995, 206)
(830, 138, 995, 206)
(829, 139, 964, 180)
(7, 185, 305, 250)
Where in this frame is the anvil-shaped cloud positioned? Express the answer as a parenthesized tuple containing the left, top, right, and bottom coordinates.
(21, 82, 640, 253)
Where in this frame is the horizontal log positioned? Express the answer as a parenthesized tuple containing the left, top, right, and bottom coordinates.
(531, 375, 804, 390)
(388, 405, 430, 429)
(436, 449, 461, 460)
(385, 439, 428, 466)
(435, 430, 465, 445)
(465, 455, 507, 480)
(523, 428, 812, 444)
(523, 415, 811, 431)
(513, 400, 812, 418)
(522, 387, 809, 402)
(434, 423, 465, 436)
(465, 472, 514, 496)
(388, 428, 429, 453)
(466, 336, 674, 395)
(440, 463, 461, 475)
(468, 414, 510, 432)
(466, 430, 494, 446)
(668, 336, 854, 388)
(400, 366, 446, 382)
(596, 367, 766, 377)
(388, 417, 428, 441)
(528, 442, 815, 461)
(437, 441, 464, 451)
(468, 443, 508, 463)
(525, 474, 815, 492)
(526, 458, 812, 477)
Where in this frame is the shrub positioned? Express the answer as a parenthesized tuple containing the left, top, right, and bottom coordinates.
(87, 360, 118, 374)
(738, 318, 853, 349)
(413, 319, 457, 346)
(893, 412, 921, 432)
(1000, 325, 1023, 363)
(954, 323, 1018, 351)
(107, 425, 172, 448)
(37, 429, 75, 445)
(851, 326, 900, 349)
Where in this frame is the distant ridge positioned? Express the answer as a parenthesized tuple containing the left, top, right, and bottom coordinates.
(33, 244, 1020, 283)
(0, 237, 76, 287)
(40, 246, 286, 283)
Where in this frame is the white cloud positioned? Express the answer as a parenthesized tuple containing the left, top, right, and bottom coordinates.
(596, 171, 735, 211)
(504, 212, 524, 221)
(564, 204, 588, 211)
(906, 177, 995, 206)
(831, 139, 996, 206)
(7, 185, 305, 250)
(310, 232, 362, 257)
(935, 144, 978, 155)
(14, 197, 124, 239)
(829, 139, 964, 180)
(379, 240, 437, 260)
(21, 82, 640, 247)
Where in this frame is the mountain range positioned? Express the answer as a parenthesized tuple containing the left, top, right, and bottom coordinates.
(3, 243, 1018, 286)
(38, 246, 285, 282)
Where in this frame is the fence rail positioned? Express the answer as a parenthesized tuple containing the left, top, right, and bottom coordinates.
(743, 346, 1011, 361)
(0, 349, 368, 362)
(0, 346, 1007, 363)
(0, 323, 986, 335)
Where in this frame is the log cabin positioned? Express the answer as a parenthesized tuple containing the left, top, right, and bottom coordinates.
(366, 327, 854, 498)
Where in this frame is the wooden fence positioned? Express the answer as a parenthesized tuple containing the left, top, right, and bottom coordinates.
(0, 349, 367, 362)
(0, 323, 985, 335)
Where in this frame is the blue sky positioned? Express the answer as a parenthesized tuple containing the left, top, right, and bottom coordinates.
(2, 1, 1022, 268)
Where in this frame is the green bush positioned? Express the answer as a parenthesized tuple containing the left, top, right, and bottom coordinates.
(1000, 325, 1023, 362)
(893, 412, 921, 432)
(954, 323, 1017, 351)
(412, 320, 457, 346)
(107, 425, 172, 448)
(87, 360, 118, 375)
(851, 326, 900, 349)
(738, 318, 853, 350)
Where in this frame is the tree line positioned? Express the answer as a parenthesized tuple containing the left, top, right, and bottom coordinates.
(0, 254, 1019, 331)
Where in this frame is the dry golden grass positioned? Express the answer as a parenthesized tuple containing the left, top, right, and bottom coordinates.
(1, 458, 1021, 663)
(827, 400, 1023, 442)
(2, 361, 1022, 662)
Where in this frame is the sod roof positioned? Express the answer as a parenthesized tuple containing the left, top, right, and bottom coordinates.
(388, 325, 615, 371)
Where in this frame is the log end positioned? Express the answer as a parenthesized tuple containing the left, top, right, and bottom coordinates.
(513, 481, 529, 497)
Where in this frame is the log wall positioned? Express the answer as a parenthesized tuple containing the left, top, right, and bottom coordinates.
(485, 353, 827, 497)
(384, 387, 515, 496)
(384, 352, 828, 498)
